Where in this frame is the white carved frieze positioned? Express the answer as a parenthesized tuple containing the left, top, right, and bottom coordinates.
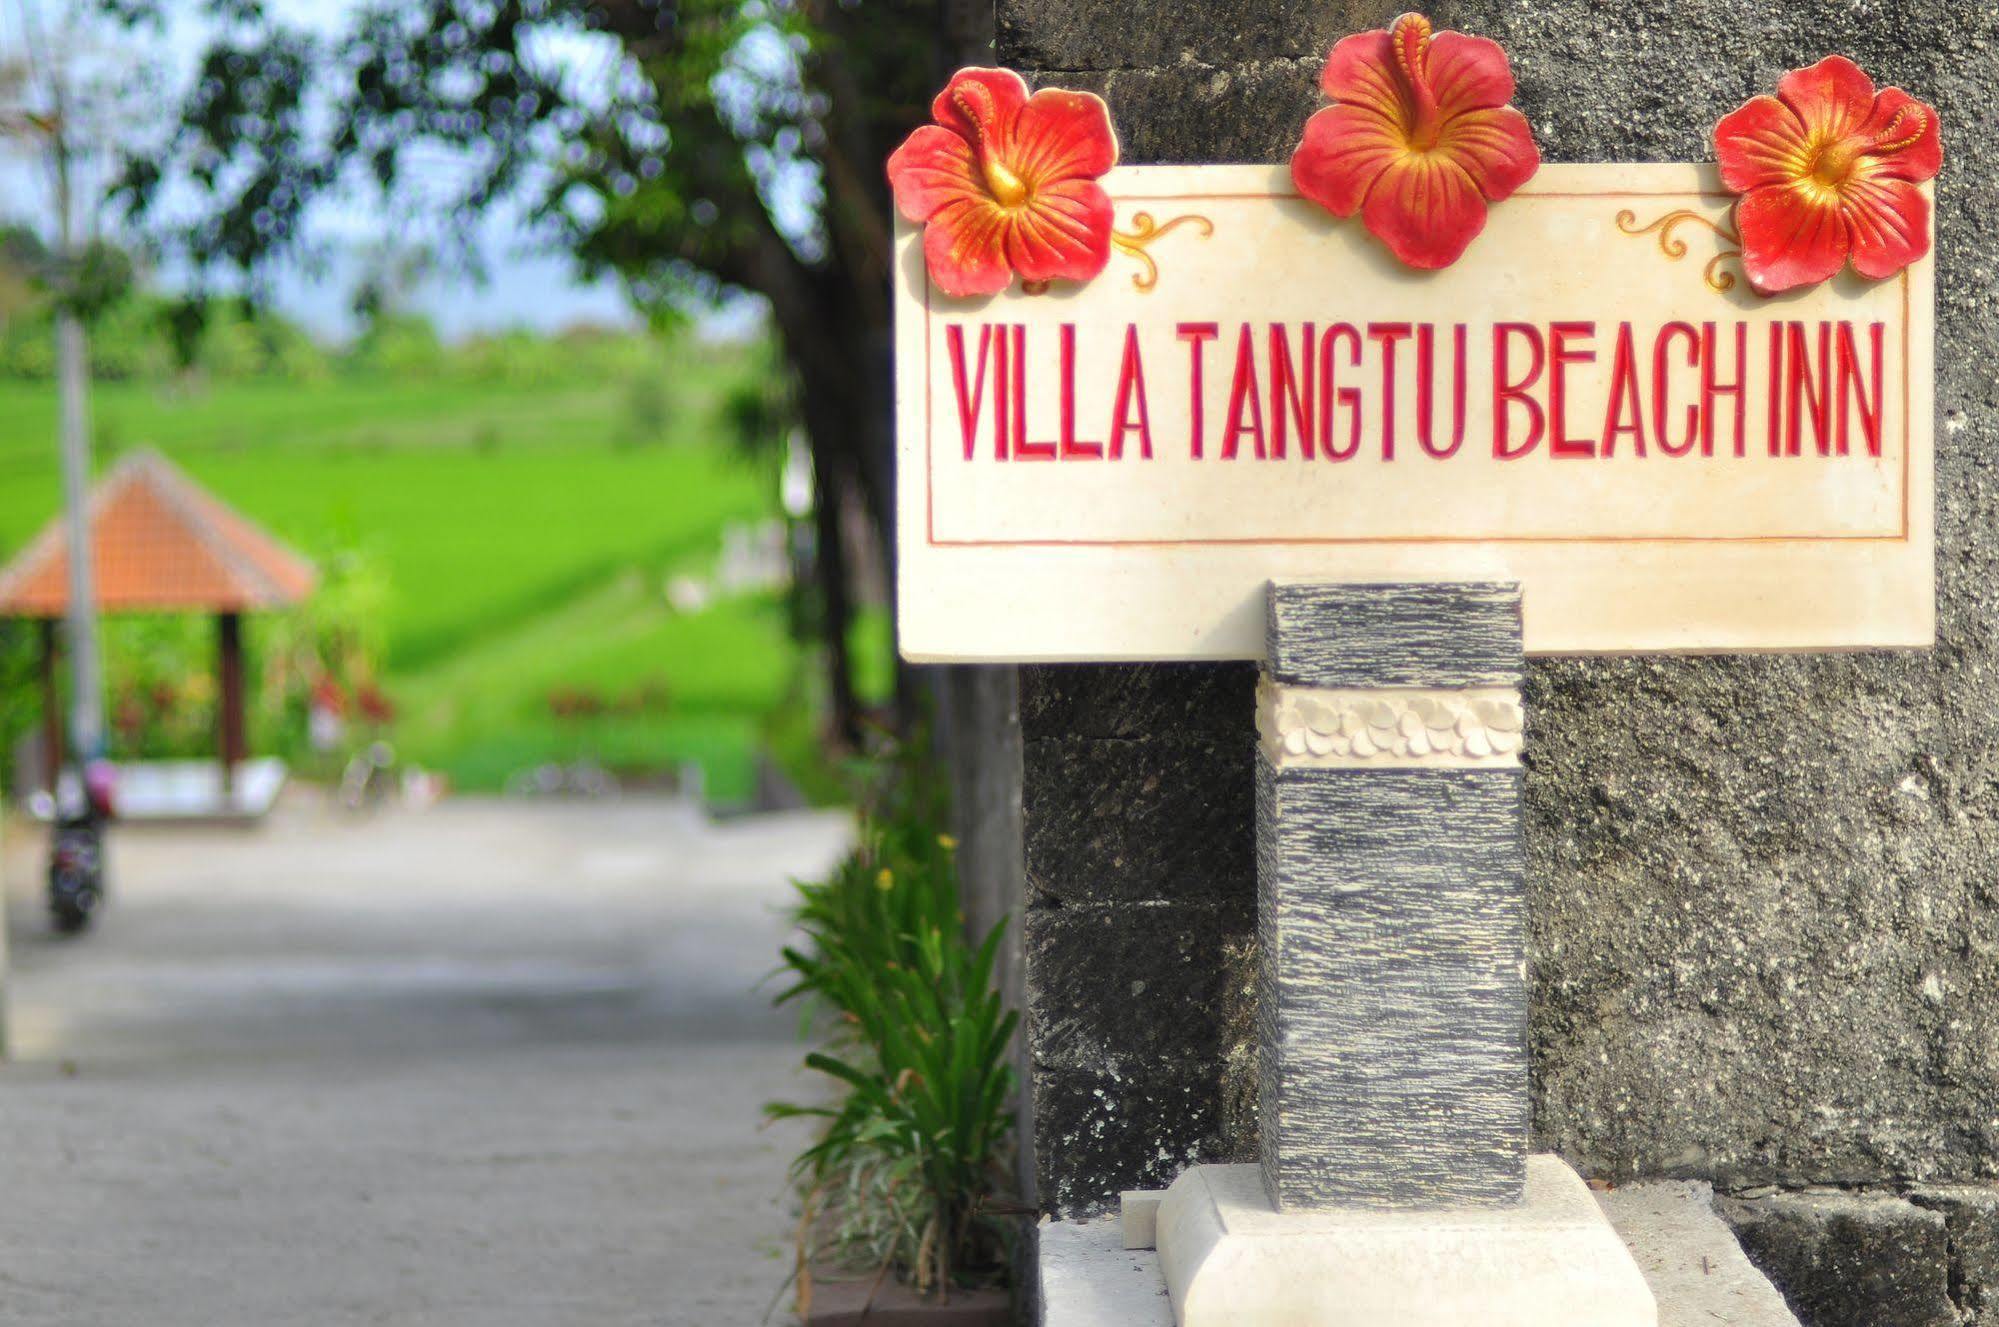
(1256, 677, 1523, 769)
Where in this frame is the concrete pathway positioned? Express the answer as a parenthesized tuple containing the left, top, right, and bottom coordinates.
(0, 794, 851, 1327)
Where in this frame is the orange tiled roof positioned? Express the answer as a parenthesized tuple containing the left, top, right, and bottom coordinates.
(0, 450, 316, 616)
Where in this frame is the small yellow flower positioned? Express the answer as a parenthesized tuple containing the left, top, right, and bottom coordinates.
(937, 834, 959, 851)
(876, 868, 895, 891)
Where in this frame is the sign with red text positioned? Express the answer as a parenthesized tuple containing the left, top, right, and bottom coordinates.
(893, 163, 1934, 660)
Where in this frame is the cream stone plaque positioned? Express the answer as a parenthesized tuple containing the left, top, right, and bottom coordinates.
(892, 162, 1935, 660)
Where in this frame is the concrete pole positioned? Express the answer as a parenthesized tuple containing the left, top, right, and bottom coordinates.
(52, 153, 103, 763)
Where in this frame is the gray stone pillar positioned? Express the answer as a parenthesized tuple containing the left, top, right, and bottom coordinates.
(1146, 583, 1652, 1325)
(1256, 583, 1527, 1211)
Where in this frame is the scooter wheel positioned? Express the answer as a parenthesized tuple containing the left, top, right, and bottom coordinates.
(50, 886, 99, 935)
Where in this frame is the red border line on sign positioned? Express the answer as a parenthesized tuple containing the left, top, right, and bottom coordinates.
(921, 190, 1914, 549)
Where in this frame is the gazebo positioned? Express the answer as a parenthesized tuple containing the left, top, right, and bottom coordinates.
(0, 449, 316, 817)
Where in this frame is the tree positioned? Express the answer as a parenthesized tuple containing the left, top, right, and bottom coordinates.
(111, 0, 989, 744)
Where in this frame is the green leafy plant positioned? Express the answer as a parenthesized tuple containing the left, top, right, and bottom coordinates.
(769, 745, 1019, 1304)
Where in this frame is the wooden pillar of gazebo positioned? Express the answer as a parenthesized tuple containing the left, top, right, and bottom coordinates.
(217, 612, 245, 796)
(39, 618, 62, 793)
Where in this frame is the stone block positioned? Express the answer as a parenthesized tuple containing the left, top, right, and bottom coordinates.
(1596, 1181, 1800, 1327)
(1025, 899, 1251, 1070)
(1155, 1157, 1654, 1326)
(1912, 1185, 1999, 1326)
(1718, 1190, 1955, 1327)
(995, 0, 1350, 73)
(1265, 582, 1525, 690)
(1041, 1179, 1804, 1327)
(1039, 1217, 1174, 1327)
(1030, 1059, 1237, 1221)
(1020, 663, 1255, 741)
(1020, 63, 1321, 165)
(1022, 736, 1252, 908)
(1120, 1191, 1164, 1251)
(1258, 759, 1527, 1210)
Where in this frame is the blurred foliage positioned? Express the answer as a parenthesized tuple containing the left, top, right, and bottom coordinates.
(0, 323, 890, 802)
(770, 739, 1019, 1301)
(0, 223, 135, 323)
(95, 547, 392, 767)
(0, 619, 43, 776)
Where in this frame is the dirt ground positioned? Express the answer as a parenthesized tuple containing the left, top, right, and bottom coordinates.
(0, 792, 850, 1327)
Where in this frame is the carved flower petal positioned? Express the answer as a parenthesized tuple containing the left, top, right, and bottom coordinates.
(1776, 54, 1877, 143)
(1361, 153, 1489, 270)
(1842, 170, 1931, 280)
(931, 67, 1030, 156)
(1319, 30, 1407, 123)
(1011, 88, 1118, 186)
(1003, 177, 1115, 284)
(1734, 184, 1851, 295)
(1425, 30, 1516, 119)
(1714, 94, 1812, 193)
(886, 125, 983, 224)
(1291, 103, 1406, 218)
(1433, 105, 1539, 200)
(922, 198, 1017, 299)
(1858, 85, 1943, 182)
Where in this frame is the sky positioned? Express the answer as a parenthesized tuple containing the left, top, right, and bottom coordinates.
(0, 0, 643, 343)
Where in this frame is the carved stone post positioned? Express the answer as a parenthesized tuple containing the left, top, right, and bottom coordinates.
(1152, 582, 1654, 1327)
(1256, 581, 1527, 1211)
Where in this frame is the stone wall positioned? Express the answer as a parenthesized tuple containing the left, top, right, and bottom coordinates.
(995, 0, 1999, 1322)
(1020, 664, 1260, 1216)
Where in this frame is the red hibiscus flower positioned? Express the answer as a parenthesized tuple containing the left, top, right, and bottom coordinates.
(1290, 12, 1539, 270)
(1713, 55, 1941, 296)
(886, 68, 1119, 299)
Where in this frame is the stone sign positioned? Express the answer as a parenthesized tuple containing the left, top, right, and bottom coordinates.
(893, 162, 1935, 659)
(890, 31, 1952, 1326)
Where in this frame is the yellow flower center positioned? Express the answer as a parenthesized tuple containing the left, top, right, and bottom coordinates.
(983, 157, 1032, 208)
(1392, 14, 1445, 152)
(1808, 139, 1861, 189)
(1800, 105, 1928, 197)
(952, 81, 1035, 210)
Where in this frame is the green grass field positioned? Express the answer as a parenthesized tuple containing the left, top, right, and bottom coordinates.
(0, 347, 872, 803)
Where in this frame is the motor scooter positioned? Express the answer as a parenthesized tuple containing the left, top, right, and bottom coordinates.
(45, 761, 116, 934)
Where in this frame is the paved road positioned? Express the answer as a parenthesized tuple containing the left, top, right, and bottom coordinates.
(0, 795, 850, 1327)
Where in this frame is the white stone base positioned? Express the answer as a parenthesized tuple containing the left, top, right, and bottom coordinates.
(1154, 1155, 1658, 1327)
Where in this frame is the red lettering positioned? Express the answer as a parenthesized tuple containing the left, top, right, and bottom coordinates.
(1014, 324, 1055, 460)
(946, 324, 992, 461)
(1368, 322, 1412, 460)
(1549, 321, 1596, 458)
(1057, 324, 1101, 459)
(1222, 324, 1266, 459)
(1653, 321, 1700, 458)
(1270, 323, 1316, 460)
(993, 321, 1011, 461)
(1492, 323, 1545, 460)
(1416, 323, 1467, 459)
(1765, 323, 1784, 456)
(1784, 321, 1834, 457)
(1836, 320, 1886, 457)
(1178, 323, 1220, 458)
(1600, 322, 1647, 458)
(1319, 323, 1363, 461)
(1701, 321, 1746, 458)
(1110, 324, 1153, 459)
